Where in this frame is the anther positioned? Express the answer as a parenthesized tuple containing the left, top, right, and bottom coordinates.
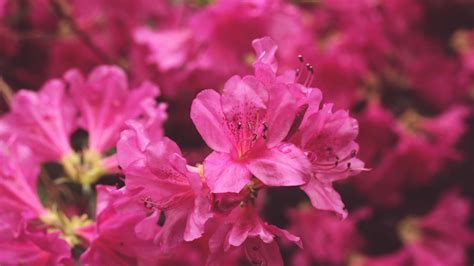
(262, 122, 268, 140)
(296, 55, 305, 79)
(304, 63, 315, 87)
(350, 149, 357, 158)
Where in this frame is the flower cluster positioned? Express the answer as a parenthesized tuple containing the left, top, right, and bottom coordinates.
(0, 0, 473, 265)
(0, 37, 363, 264)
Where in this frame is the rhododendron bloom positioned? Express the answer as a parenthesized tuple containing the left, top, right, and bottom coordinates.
(117, 111, 212, 251)
(0, 136, 72, 265)
(363, 191, 474, 266)
(0, 136, 46, 222)
(355, 104, 469, 206)
(2, 1, 471, 263)
(290, 103, 365, 218)
(1, 80, 76, 162)
(79, 186, 160, 265)
(64, 65, 159, 154)
(191, 38, 312, 193)
(288, 207, 368, 265)
(208, 204, 302, 266)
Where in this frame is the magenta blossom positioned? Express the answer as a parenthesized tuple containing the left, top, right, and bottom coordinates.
(246, 37, 365, 218)
(0, 220, 72, 266)
(208, 204, 302, 266)
(0, 136, 72, 265)
(1, 79, 76, 162)
(79, 186, 160, 265)
(354, 104, 469, 206)
(191, 38, 312, 193)
(116, 111, 212, 251)
(291, 103, 365, 218)
(362, 191, 474, 266)
(64, 65, 160, 154)
(288, 207, 369, 265)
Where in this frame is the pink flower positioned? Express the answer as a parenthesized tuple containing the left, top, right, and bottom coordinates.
(287, 207, 368, 265)
(79, 186, 161, 265)
(0, 136, 72, 265)
(208, 204, 302, 266)
(64, 65, 160, 154)
(362, 191, 474, 266)
(354, 104, 469, 206)
(288, 94, 364, 219)
(116, 112, 212, 251)
(191, 72, 311, 193)
(255, 37, 365, 218)
(0, 136, 46, 220)
(134, 28, 194, 72)
(0, 220, 72, 266)
(133, 0, 313, 97)
(1, 79, 76, 162)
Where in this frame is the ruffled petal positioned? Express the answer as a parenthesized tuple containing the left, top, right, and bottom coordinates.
(247, 144, 310, 187)
(301, 178, 347, 219)
(190, 89, 232, 153)
(203, 151, 251, 193)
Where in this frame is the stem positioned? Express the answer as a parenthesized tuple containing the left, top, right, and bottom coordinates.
(49, 0, 115, 64)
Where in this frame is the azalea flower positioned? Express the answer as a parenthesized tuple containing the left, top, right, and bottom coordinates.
(116, 108, 212, 251)
(288, 207, 369, 265)
(0, 136, 72, 265)
(190, 38, 316, 193)
(208, 204, 302, 266)
(360, 191, 474, 266)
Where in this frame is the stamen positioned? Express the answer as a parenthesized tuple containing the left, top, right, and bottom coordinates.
(141, 196, 156, 210)
(261, 122, 268, 139)
(284, 104, 308, 141)
(296, 54, 305, 81)
(252, 133, 257, 141)
(304, 64, 314, 87)
(314, 149, 357, 168)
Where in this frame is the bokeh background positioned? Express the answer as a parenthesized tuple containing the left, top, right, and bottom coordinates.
(0, 0, 473, 265)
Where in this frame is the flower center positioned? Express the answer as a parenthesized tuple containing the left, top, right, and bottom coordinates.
(61, 149, 105, 188)
(398, 217, 421, 244)
(40, 208, 92, 247)
(230, 118, 268, 159)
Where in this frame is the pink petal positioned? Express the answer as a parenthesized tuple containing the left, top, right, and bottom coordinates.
(247, 144, 310, 187)
(267, 225, 303, 248)
(134, 27, 193, 71)
(153, 201, 190, 252)
(301, 178, 347, 219)
(135, 210, 160, 241)
(190, 89, 232, 153)
(184, 194, 213, 241)
(203, 151, 252, 193)
(221, 75, 267, 124)
(252, 36, 278, 72)
(243, 238, 283, 266)
(265, 84, 297, 147)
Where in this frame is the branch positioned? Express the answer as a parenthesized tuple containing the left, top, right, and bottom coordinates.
(49, 0, 115, 64)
